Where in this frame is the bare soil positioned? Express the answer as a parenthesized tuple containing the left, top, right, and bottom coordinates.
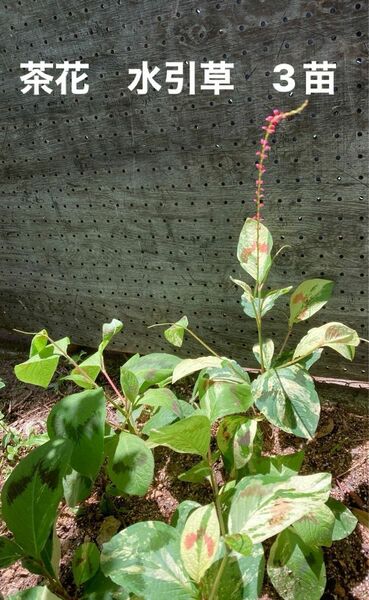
(0, 353, 368, 599)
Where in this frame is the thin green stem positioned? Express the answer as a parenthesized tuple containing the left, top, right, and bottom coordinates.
(208, 553, 228, 600)
(276, 326, 293, 360)
(148, 323, 220, 357)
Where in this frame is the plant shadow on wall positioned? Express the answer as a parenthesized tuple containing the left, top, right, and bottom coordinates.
(0, 101, 366, 600)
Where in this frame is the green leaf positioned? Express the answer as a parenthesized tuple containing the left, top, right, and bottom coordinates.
(82, 568, 129, 599)
(242, 287, 292, 318)
(120, 369, 139, 404)
(7, 587, 60, 600)
(326, 498, 358, 541)
(14, 337, 70, 389)
(180, 503, 220, 582)
(200, 380, 253, 423)
(0, 536, 23, 568)
(291, 503, 335, 547)
(172, 356, 223, 384)
(293, 322, 360, 361)
(298, 349, 323, 371)
(124, 353, 181, 391)
(247, 451, 304, 477)
(101, 521, 196, 599)
(72, 542, 100, 586)
(224, 533, 253, 557)
(171, 501, 201, 533)
(1, 439, 72, 558)
(164, 316, 188, 348)
(106, 432, 154, 496)
(47, 388, 106, 479)
(63, 469, 93, 508)
(267, 529, 326, 600)
(237, 217, 273, 282)
(253, 339, 274, 369)
(230, 278, 254, 301)
(139, 388, 194, 419)
(64, 351, 101, 389)
(178, 459, 212, 483)
(29, 330, 48, 357)
(99, 319, 124, 353)
(233, 420, 259, 469)
(200, 541, 265, 599)
(228, 472, 331, 543)
(289, 279, 334, 326)
(253, 365, 320, 439)
(216, 415, 251, 471)
(148, 415, 211, 456)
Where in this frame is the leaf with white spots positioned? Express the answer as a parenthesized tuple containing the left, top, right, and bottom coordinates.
(180, 504, 220, 583)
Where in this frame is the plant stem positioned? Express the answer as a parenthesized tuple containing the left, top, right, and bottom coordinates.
(148, 323, 220, 357)
(276, 326, 292, 360)
(208, 553, 228, 600)
(207, 449, 229, 600)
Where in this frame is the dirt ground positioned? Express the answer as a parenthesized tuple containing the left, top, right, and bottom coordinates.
(0, 352, 368, 599)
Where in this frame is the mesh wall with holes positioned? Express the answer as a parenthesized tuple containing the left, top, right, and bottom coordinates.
(0, 0, 368, 379)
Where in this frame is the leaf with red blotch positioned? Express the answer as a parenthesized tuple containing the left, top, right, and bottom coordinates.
(237, 218, 273, 283)
(289, 279, 334, 326)
(180, 503, 220, 582)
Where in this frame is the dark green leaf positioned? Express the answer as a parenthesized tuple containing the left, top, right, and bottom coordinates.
(63, 469, 93, 508)
(200, 541, 265, 599)
(106, 432, 154, 496)
(1, 439, 72, 558)
(0, 536, 23, 568)
(47, 388, 106, 479)
(72, 542, 100, 586)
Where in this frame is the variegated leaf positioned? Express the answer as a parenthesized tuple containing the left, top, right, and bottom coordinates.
(267, 529, 326, 600)
(293, 322, 360, 361)
(101, 521, 197, 599)
(228, 472, 331, 543)
(180, 504, 220, 582)
(289, 279, 334, 326)
(253, 365, 320, 439)
(237, 218, 273, 283)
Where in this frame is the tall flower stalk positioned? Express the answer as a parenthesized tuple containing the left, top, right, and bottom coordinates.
(253, 100, 308, 371)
